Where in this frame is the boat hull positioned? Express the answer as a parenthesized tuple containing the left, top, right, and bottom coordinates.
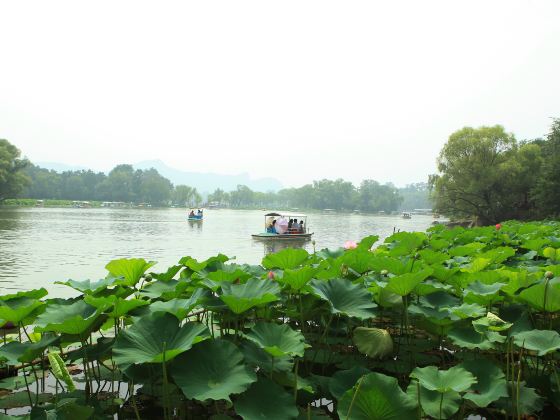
(188, 217, 203, 221)
(251, 233, 313, 240)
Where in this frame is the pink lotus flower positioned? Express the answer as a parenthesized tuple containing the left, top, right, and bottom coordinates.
(344, 240, 358, 250)
(495, 223, 502, 230)
(267, 271, 275, 280)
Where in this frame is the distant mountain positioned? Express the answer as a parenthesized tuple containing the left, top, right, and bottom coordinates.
(36, 162, 89, 172)
(134, 160, 283, 193)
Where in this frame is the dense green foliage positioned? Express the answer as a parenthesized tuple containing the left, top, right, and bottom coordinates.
(1, 221, 560, 418)
(430, 119, 560, 223)
(20, 163, 201, 207)
(0, 139, 29, 201)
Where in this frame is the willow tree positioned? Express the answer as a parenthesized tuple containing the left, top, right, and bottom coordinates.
(429, 125, 542, 224)
(0, 139, 29, 201)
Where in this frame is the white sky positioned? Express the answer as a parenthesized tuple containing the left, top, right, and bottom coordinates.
(1, 1, 559, 188)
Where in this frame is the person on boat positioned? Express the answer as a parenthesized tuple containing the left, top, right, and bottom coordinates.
(197, 209, 203, 215)
(271, 219, 278, 234)
(189, 210, 195, 217)
(299, 220, 304, 233)
(290, 219, 298, 233)
(288, 219, 293, 230)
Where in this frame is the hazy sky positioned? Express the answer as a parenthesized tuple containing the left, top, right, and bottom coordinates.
(1, 1, 559, 188)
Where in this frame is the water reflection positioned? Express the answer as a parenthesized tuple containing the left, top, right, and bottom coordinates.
(187, 220, 203, 230)
(259, 238, 309, 255)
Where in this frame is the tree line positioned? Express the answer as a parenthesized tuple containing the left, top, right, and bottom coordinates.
(0, 140, 428, 212)
(430, 118, 560, 224)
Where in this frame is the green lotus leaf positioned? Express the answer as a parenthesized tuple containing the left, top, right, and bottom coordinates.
(171, 339, 256, 402)
(368, 255, 408, 275)
(384, 268, 433, 296)
(356, 235, 379, 251)
(448, 242, 485, 257)
(245, 321, 305, 357)
(112, 313, 209, 366)
(139, 279, 188, 300)
(149, 289, 206, 319)
(384, 231, 427, 256)
(464, 281, 505, 296)
(329, 366, 370, 400)
(544, 247, 560, 261)
(151, 265, 182, 282)
(431, 266, 459, 282)
(512, 329, 560, 356)
(240, 340, 293, 373)
(519, 277, 560, 312)
(0, 289, 48, 301)
(418, 249, 449, 265)
(481, 246, 515, 264)
(414, 280, 453, 296)
(407, 305, 458, 327)
(459, 359, 508, 407)
(410, 365, 476, 393)
(420, 291, 460, 308)
(220, 278, 280, 314)
(337, 372, 417, 419)
(55, 278, 118, 294)
(352, 327, 393, 359)
(234, 377, 298, 420)
(83, 295, 149, 318)
(279, 266, 317, 291)
(310, 278, 376, 320)
(106, 258, 156, 287)
(0, 296, 44, 325)
(48, 351, 76, 392)
(0, 391, 52, 409)
(463, 257, 491, 273)
(0, 334, 59, 364)
(472, 312, 512, 333)
(341, 249, 377, 274)
(495, 382, 544, 417)
(406, 383, 461, 419)
(206, 268, 251, 283)
(262, 248, 309, 270)
(447, 327, 504, 350)
(34, 300, 103, 336)
(443, 303, 486, 319)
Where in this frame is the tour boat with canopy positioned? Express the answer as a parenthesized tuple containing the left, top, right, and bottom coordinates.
(252, 212, 313, 240)
(188, 209, 204, 221)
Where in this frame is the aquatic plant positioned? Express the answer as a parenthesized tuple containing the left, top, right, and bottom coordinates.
(0, 221, 560, 418)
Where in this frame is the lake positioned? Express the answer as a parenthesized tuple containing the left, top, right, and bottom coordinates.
(0, 207, 437, 297)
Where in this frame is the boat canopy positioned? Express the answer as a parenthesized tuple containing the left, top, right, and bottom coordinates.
(264, 211, 307, 218)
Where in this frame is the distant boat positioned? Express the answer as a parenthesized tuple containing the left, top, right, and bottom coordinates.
(252, 211, 313, 241)
(188, 209, 204, 221)
(402, 212, 412, 219)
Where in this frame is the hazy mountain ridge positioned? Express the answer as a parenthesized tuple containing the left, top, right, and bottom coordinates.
(37, 160, 283, 193)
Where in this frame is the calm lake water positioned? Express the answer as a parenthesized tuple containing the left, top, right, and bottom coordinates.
(0, 207, 437, 297)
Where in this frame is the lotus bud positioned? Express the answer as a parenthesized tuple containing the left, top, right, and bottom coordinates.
(267, 271, 275, 280)
(495, 223, 502, 230)
(144, 274, 153, 282)
(312, 240, 316, 246)
(341, 264, 349, 276)
(545, 271, 554, 279)
(344, 240, 358, 250)
(380, 269, 388, 276)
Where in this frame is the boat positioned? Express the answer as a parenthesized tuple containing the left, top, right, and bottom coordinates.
(402, 212, 412, 219)
(188, 209, 204, 221)
(252, 212, 313, 240)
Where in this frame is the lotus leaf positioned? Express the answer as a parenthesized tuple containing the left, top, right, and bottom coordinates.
(329, 366, 370, 400)
(495, 382, 544, 416)
(262, 248, 309, 270)
(105, 258, 156, 287)
(337, 372, 417, 419)
(240, 340, 293, 373)
(83, 295, 149, 318)
(0, 334, 59, 365)
(220, 278, 280, 314)
(171, 339, 256, 402)
(448, 242, 485, 257)
(48, 351, 76, 392)
(544, 247, 560, 261)
(139, 279, 187, 300)
(279, 266, 317, 291)
(472, 312, 512, 333)
(384, 268, 433, 296)
(406, 383, 461, 419)
(113, 313, 209, 366)
(310, 278, 376, 320)
(0, 297, 44, 325)
(444, 303, 486, 319)
(34, 300, 102, 336)
(459, 359, 508, 407)
(149, 289, 206, 319)
(410, 365, 476, 393)
(384, 231, 427, 256)
(519, 277, 560, 312)
(352, 327, 393, 359)
(234, 377, 298, 420)
(341, 249, 377, 274)
(512, 329, 560, 355)
(245, 321, 305, 357)
(55, 278, 117, 294)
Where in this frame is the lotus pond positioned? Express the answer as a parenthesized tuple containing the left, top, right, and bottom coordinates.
(1, 221, 560, 419)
